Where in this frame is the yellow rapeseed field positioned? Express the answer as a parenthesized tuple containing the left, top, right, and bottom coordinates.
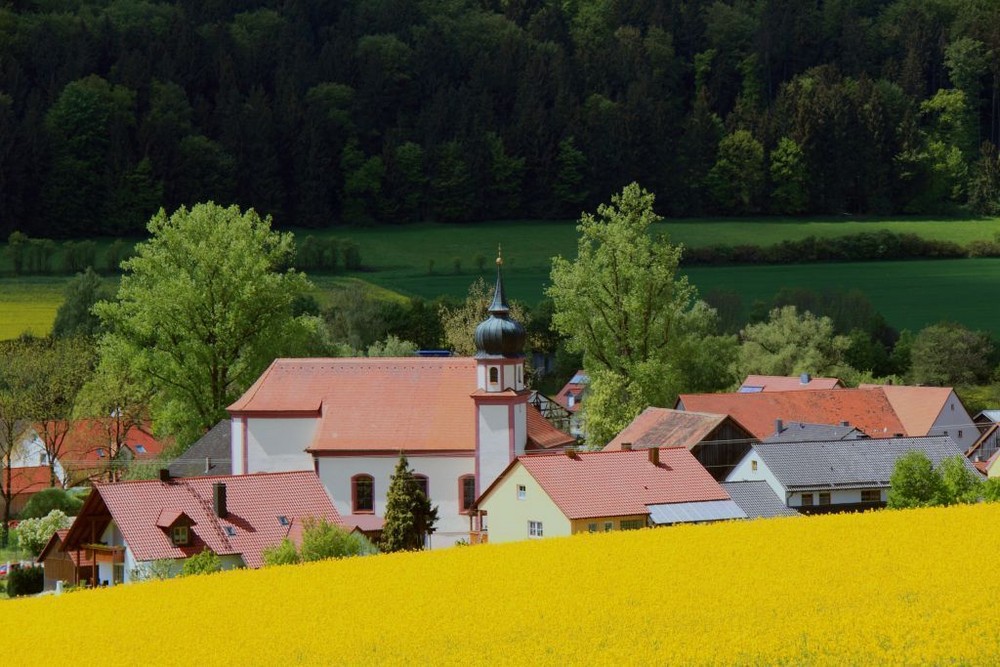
(5, 503, 1000, 665)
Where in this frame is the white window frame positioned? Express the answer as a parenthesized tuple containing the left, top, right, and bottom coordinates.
(517, 484, 526, 501)
(528, 520, 543, 537)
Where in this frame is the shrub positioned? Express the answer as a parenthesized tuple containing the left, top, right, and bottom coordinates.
(13, 510, 71, 557)
(19, 488, 84, 519)
(180, 548, 222, 576)
(299, 518, 377, 562)
(342, 240, 361, 270)
(262, 538, 301, 567)
(7, 565, 43, 597)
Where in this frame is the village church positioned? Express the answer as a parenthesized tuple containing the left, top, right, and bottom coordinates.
(227, 253, 573, 547)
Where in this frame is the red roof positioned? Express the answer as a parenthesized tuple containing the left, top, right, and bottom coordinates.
(343, 514, 385, 532)
(496, 448, 730, 520)
(5, 465, 53, 498)
(37, 529, 88, 566)
(57, 420, 169, 480)
(553, 370, 588, 413)
(62, 471, 341, 569)
(677, 389, 907, 439)
(740, 375, 844, 391)
(525, 404, 576, 450)
(605, 408, 746, 451)
(860, 384, 959, 436)
(230, 357, 564, 453)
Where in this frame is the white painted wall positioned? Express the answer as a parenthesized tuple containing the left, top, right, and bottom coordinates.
(230, 417, 245, 474)
(786, 488, 880, 507)
(9, 431, 67, 482)
(478, 405, 512, 493)
(244, 417, 316, 473)
(317, 454, 474, 549)
(725, 450, 787, 504)
(928, 392, 977, 451)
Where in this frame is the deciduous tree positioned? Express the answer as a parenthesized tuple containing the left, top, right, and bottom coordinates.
(93, 203, 323, 446)
(733, 305, 851, 379)
(908, 322, 994, 387)
(548, 183, 735, 445)
(52, 268, 111, 338)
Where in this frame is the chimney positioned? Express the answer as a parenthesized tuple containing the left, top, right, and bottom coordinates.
(564, 447, 577, 458)
(621, 442, 633, 451)
(159, 468, 170, 483)
(213, 482, 227, 518)
(648, 447, 660, 465)
(205, 457, 212, 474)
(800, 372, 811, 385)
(775, 418, 784, 434)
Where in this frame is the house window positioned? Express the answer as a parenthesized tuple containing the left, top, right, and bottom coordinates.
(352, 475, 374, 513)
(801, 493, 814, 507)
(958, 430, 963, 439)
(517, 484, 526, 500)
(604, 521, 613, 532)
(587, 522, 597, 533)
(528, 520, 543, 537)
(489, 367, 499, 384)
(516, 367, 521, 384)
(620, 519, 645, 530)
(171, 525, 189, 546)
(818, 492, 831, 505)
(413, 474, 429, 499)
(751, 460, 758, 472)
(97, 448, 106, 458)
(459, 475, 476, 513)
(861, 489, 881, 503)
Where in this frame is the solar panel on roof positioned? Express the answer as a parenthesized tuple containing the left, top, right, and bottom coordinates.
(738, 386, 764, 393)
(646, 500, 747, 525)
(570, 373, 589, 384)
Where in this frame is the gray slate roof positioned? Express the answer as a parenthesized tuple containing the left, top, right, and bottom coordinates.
(765, 422, 866, 443)
(751, 435, 971, 490)
(167, 420, 231, 478)
(721, 481, 799, 519)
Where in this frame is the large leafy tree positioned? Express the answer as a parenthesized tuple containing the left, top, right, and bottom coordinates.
(547, 183, 735, 446)
(380, 453, 438, 552)
(93, 203, 323, 445)
(733, 305, 852, 380)
(907, 322, 995, 387)
(0, 339, 35, 546)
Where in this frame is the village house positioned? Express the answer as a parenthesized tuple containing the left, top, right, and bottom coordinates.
(227, 255, 574, 548)
(738, 373, 844, 392)
(603, 407, 757, 480)
(166, 420, 231, 478)
(725, 435, 974, 513)
(54, 470, 340, 586)
(552, 370, 588, 439)
(473, 447, 746, 544)
(677, 384, 977, 451)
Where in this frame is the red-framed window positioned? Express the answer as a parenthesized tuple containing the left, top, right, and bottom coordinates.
(352, 474, 374, 513)
(413, 474, 429, 499)
(459, 475, 476, 513)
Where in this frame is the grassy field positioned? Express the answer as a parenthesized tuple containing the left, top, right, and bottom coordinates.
(4, 216, 1000, 339)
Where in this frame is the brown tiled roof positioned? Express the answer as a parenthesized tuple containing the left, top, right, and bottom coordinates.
(677, 389, 907, 439)
(604, 408, 739, 451)
(740, 375, 843, 391)
(62, 471, 341, 569)
(860, 385, 957, 436)
(510, 448, 730, 520)
(553, 370, 587, 413)
(525, 404, 575, 450)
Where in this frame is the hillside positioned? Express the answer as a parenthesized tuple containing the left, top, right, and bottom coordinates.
(1, 0, 999, 240)
(5, 503, 999, 665)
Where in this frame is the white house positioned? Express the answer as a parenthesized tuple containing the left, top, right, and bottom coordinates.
(726, 435, 975, 512)
(228, 254, 574, 548)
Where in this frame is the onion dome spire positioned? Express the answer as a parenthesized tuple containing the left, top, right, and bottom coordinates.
(474, 245, 526, 358)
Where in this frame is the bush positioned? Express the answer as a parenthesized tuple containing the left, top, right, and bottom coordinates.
(300, 518, 377, 562)
(180, 548, 222, 576)
(13, 510, 71, 557)
(261, 538, 301, 566)
(19, 488, 84, 519)
(7, 565, 44, 597)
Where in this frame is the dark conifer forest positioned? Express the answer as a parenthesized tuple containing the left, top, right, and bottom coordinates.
(2, 0, 999, 238)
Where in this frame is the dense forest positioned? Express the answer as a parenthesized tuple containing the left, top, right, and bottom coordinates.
(1, 0, 1000, 239)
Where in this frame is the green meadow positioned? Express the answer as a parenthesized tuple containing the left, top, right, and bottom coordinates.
(2, 216, 1000, 339)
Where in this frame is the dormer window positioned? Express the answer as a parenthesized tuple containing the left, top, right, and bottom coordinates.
(567, 392, 575, 408)
(172, 525, 189, 546)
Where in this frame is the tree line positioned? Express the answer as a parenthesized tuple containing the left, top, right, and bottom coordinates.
(2, 0, 1000, 240)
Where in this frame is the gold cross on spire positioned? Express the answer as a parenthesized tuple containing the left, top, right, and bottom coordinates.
(496, 243, 503, 266)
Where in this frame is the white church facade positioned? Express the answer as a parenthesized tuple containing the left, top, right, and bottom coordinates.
(227, 255, 573, 547)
